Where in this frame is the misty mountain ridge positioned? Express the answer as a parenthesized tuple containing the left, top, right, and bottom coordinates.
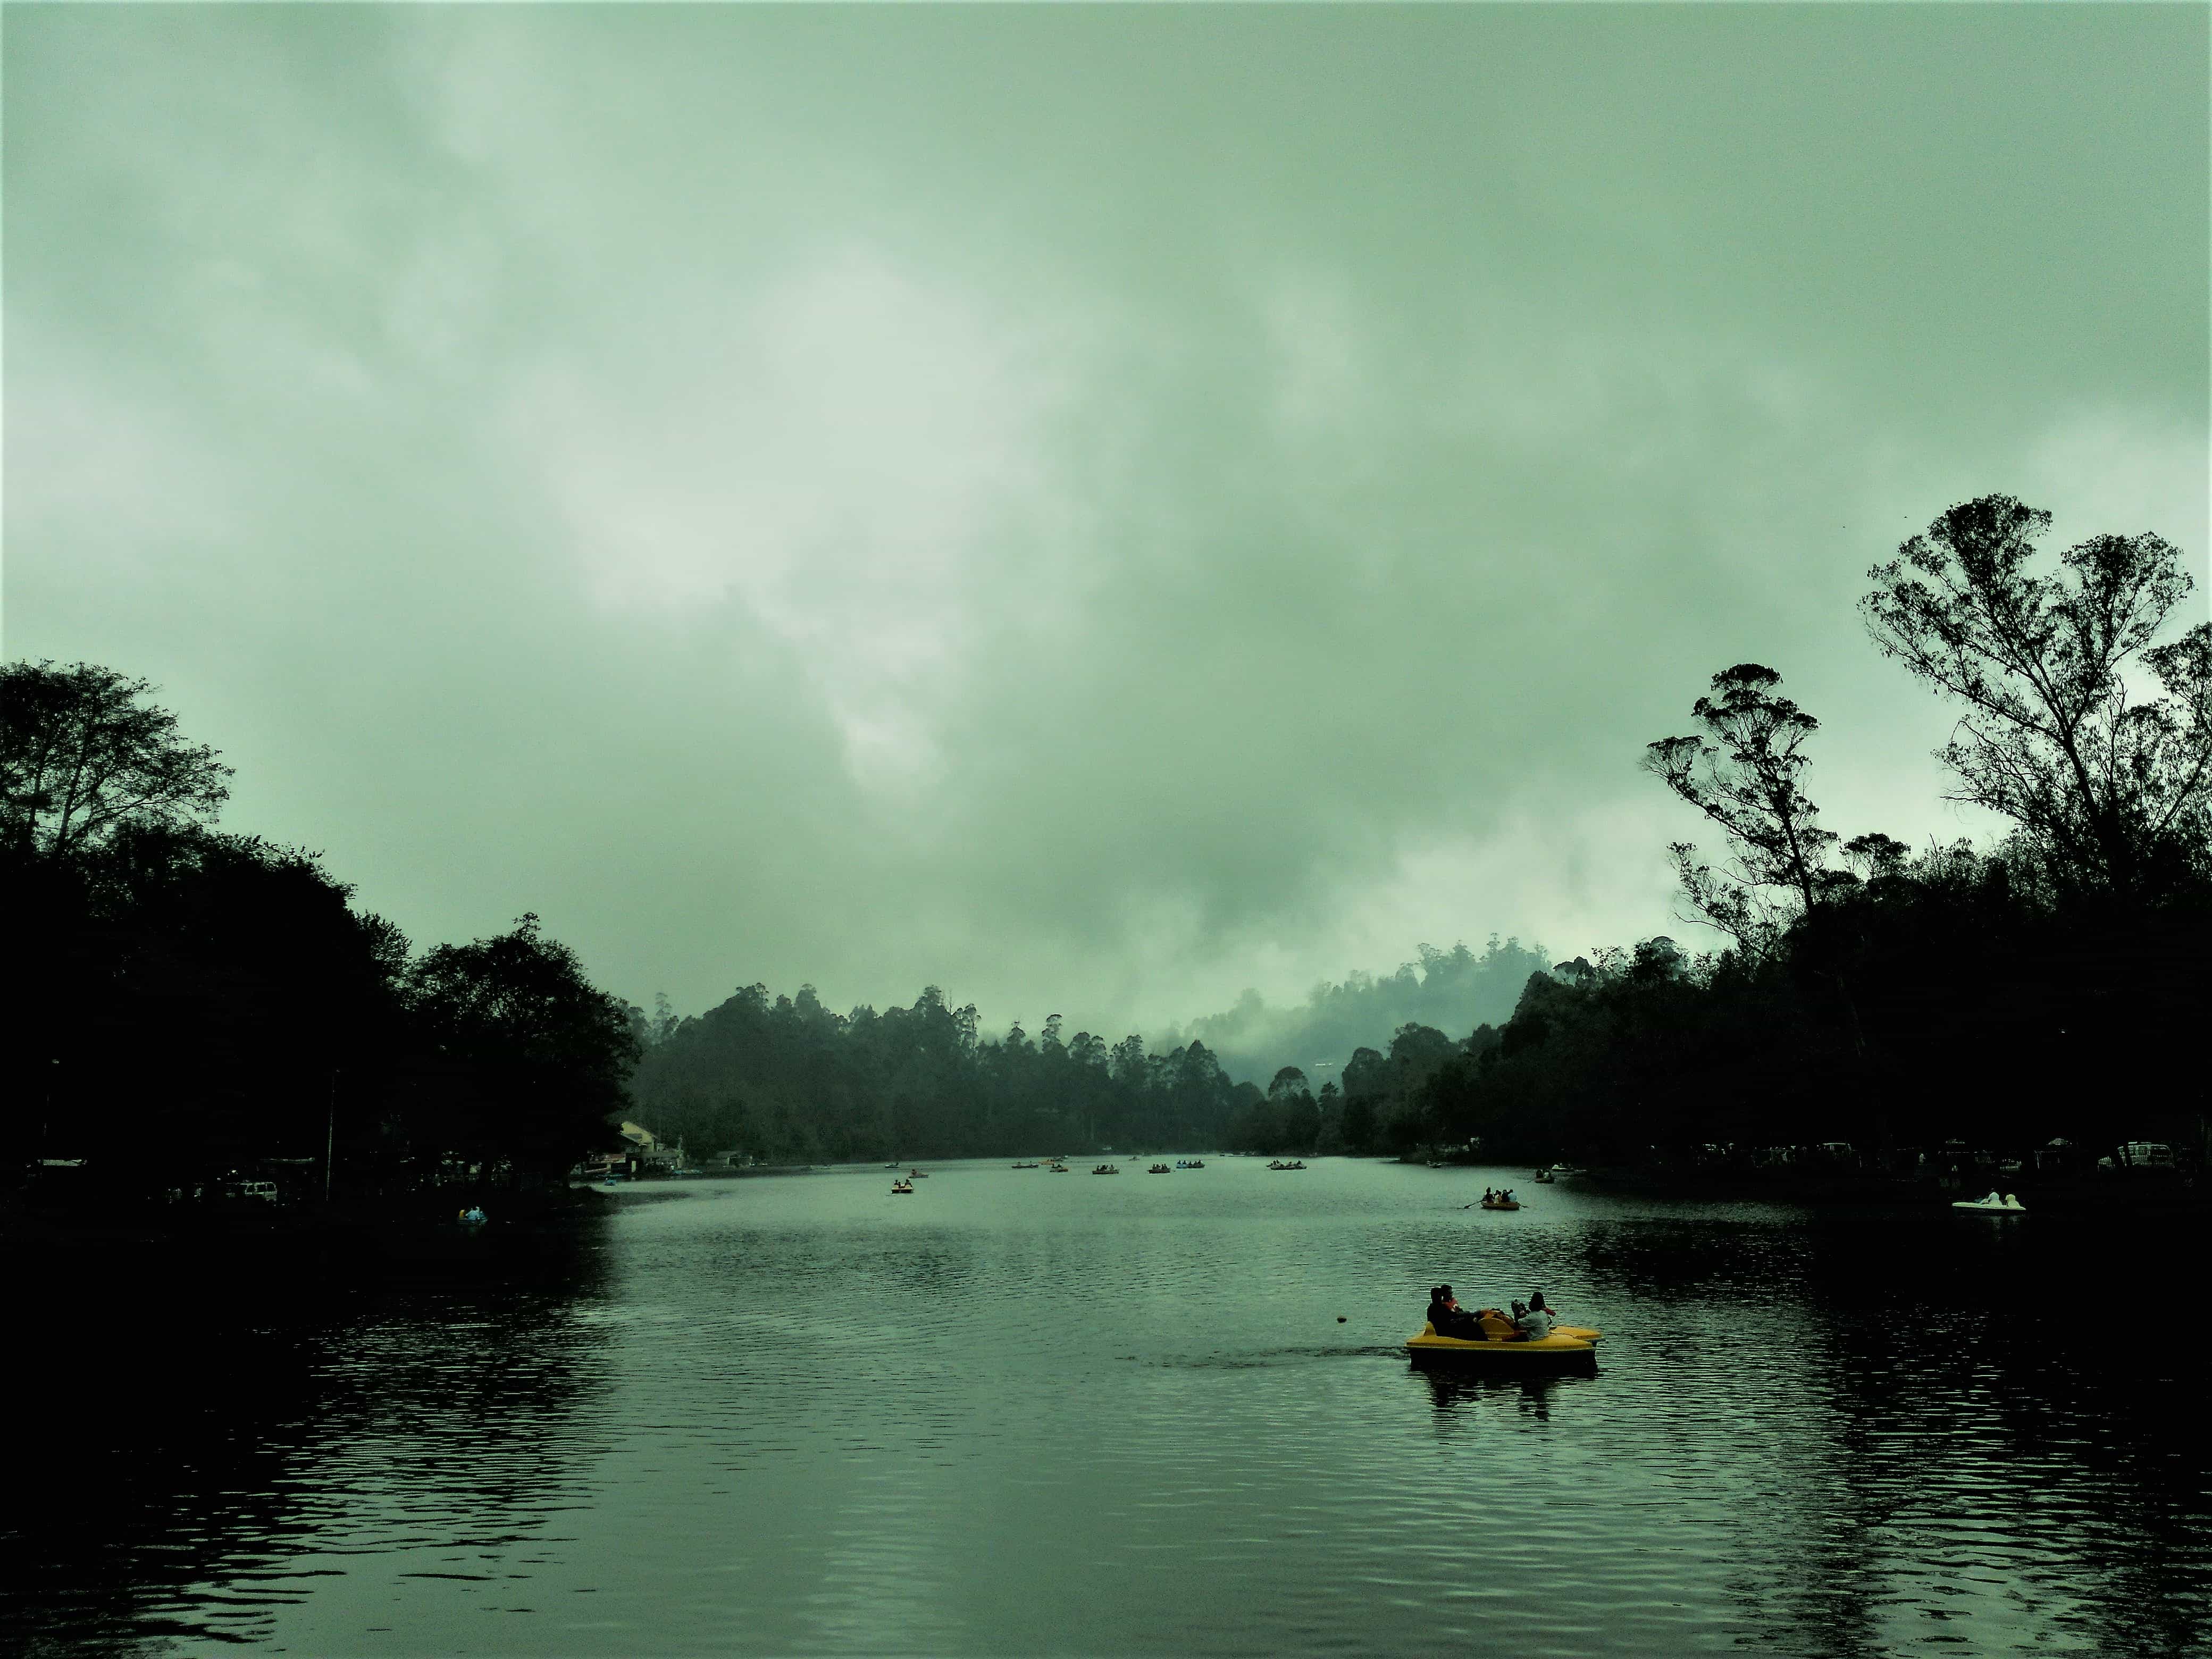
(1152, 936, 1552, 1087)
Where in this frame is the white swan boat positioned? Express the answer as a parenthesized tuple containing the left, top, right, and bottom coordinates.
(1952, 1190, 2026, 1213)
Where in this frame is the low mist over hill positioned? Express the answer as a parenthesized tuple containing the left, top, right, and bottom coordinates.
(1155, 937, 1551, 1087)
(614, 937, 1553, 1163)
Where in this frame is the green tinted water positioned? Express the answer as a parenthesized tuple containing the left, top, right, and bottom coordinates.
(9, 1159, 2208, 1655)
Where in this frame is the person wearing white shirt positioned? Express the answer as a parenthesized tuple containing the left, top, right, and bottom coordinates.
(1512, 1297, 1553, 1340)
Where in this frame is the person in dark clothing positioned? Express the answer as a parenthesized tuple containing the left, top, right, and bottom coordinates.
(1426, 1284, 1484, 1338)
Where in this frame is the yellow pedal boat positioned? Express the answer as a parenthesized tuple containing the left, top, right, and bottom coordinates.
(1406, 1312, 1602, 1366)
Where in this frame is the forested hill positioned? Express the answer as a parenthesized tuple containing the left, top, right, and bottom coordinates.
(1157, 937, 1549, 1086)
(621, 937, 1553, 1162)
(626, 985, 1257, 1162)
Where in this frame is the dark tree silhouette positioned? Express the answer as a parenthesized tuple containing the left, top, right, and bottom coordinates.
(1644, 664, 1837, 957)
(1, 661, 232, 861)
(1864, 495, 2212, 900)
(404, 915, 642, 1177)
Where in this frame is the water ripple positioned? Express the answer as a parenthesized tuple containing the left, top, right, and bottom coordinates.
(5, 1161, 2208, 1656)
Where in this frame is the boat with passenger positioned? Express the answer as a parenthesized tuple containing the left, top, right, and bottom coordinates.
(1092, 1163, 1120, 1175)
(1407, 1303, 1602, 1368)
(1953, 1190, 2026, 1213)
(891, 1179, 914, 1194)
(1011, 1161, 1041, 1169)
(1147, 1163, 1171, 1174)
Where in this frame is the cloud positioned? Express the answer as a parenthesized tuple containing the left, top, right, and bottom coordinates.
(510, 241, 1095, 797)
(7, 6, 2204, 1038)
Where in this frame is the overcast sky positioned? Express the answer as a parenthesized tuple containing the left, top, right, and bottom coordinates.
(9, 5, 2206, 1036)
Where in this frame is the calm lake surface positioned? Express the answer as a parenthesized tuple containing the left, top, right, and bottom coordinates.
(10, 1159, 2210, 1657)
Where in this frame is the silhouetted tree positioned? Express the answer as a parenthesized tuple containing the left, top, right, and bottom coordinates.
(2, 661, 233, 862)
(403, 915, 641, 1177)
(1864, 495, 2212, 900)
(1645, 664, 1837, 957)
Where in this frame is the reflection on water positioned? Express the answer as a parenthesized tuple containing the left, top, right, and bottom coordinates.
(1418, 1371, 1577, 1422)
(5, 1166, 2207, 1656)
(3, 1235, 615, 1656)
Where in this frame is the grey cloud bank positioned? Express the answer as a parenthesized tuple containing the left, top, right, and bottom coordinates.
(7, 6, 2205, 1037)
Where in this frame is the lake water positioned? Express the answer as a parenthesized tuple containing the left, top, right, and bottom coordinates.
(9, 1159, 2209, 1656)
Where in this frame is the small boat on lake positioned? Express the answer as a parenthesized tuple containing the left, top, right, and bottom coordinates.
(1011, 1161, 1041, 1169)
(1148, 1163, 1171, 1174)
(1406, 1309, 1602, 1369)
(1092, 1163, 1120, 1175)
(1533, 1168, 1555, 1183)
(891, 1179, 914, 1194)
(1480, 1197, 1520, 1211)
(1953, 1191, 2026, 1213)
(1267, 1160, 1306, 1171)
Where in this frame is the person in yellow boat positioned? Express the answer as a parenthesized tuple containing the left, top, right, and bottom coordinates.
(1426, 1284, 1482, 1339)
(1511, 1297, 1552, 1340)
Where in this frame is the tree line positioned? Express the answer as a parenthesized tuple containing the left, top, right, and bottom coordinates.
(2, 661, 639, 1211)
(622, 942, 1550, 1163)
(13, 493, 2204, 1189)
(626, 988, 1250, 1161)
(1393, 496, 2210, 1168)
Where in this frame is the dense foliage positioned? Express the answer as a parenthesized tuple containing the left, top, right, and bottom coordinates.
(622, 941, 1552, 1162)
(627, 990, 1516, 1163)
(626, 989, 1255, 1161)
(1426, 495, 2212, 1168)
(3, 663, 638, 1207)
(1421, 845, 2207, 1166)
